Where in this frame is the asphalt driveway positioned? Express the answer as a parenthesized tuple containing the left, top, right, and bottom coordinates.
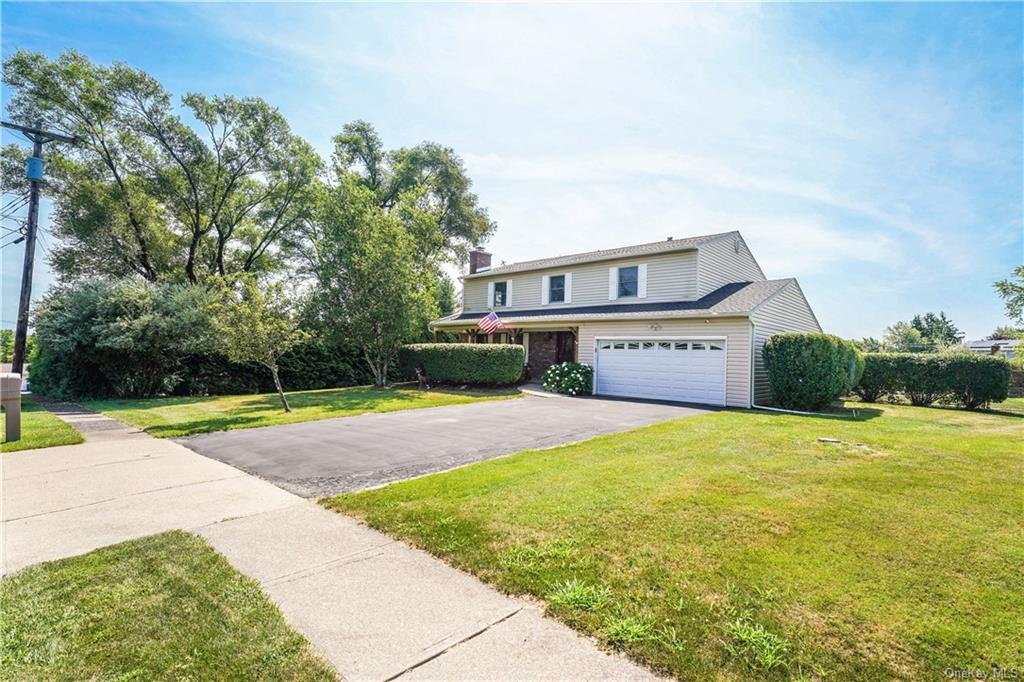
(179, 395, 711, 497)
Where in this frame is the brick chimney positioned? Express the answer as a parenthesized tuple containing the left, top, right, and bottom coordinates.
(469, 246, 492, 274)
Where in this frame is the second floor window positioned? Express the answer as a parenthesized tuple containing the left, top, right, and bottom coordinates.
(549, 275, 565, 303)
(617, 266, 639, 298)
(493, 281, 508, 307)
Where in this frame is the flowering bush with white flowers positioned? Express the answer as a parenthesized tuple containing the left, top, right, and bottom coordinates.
(541, 362, 593, 396)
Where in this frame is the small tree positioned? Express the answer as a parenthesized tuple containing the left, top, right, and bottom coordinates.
(883, 321, 926, 352)
(994, 265, 1024, 325)
(212, 275, 309, 411)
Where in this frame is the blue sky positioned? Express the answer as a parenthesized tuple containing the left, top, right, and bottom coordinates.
(2, 2, 1021, 340)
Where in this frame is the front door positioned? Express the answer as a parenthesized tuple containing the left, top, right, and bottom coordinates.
(555, 331, 576, 364)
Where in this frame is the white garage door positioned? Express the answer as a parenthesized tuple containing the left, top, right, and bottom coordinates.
(595, 338, 726, 406)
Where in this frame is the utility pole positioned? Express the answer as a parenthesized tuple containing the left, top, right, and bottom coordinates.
(1, 121, 76, 376)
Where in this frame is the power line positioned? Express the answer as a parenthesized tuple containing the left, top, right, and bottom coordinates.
(0, 193, 29, 212)
(1, 197, 30, 219)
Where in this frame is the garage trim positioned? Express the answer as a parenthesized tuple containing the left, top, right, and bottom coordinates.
(592, 335, 728, 405)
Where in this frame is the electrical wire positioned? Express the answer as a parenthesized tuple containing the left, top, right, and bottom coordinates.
(0, 197, 30, 219)
(0, 194, 29, 212)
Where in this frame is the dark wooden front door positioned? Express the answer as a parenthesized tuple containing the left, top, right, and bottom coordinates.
(555, 331, 576, 364)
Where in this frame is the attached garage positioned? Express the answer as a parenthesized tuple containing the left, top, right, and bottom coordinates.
(594, 337, 727, 406)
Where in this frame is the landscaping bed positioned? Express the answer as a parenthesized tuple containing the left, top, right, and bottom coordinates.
(84, 385, 520, 438)
(1, 397, 84, 453)
(325, 402, 1023, 680)
(0, 531, 335, 681)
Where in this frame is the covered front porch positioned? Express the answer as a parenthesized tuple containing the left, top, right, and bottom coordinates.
(435, 325, 578, 382)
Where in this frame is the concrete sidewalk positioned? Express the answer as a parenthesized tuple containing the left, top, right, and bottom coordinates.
(2, 407, 656, 681)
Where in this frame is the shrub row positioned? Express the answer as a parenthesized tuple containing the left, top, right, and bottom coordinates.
(763, 333, 864, 411)
(29, 278, 372, 400)
(399, 343, 524, 386)
(853, 352, 1010, 409)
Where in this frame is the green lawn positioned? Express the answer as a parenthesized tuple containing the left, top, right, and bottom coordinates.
(325, 401, 1023, 680)
(84, 384, 521, 438)
(1, 531, 335, 681)
(992, 395, 1024, 416)
(1, 397, 84, 453)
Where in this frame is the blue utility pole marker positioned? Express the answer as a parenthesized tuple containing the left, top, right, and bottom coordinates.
(25, 156, 44, 180)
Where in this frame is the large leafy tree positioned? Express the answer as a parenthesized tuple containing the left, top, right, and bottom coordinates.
(310, 178, 435, 386)
(2, 49, 321, 284)
(330, 120, 494, 265)
(994, 265, 1024, 325)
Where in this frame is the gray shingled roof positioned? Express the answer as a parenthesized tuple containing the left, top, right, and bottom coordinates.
(968, 339, 1020, 349)
(433, 279, 794, 327)
(464, 230, 737, 279)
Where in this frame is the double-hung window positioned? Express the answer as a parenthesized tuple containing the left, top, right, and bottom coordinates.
(493, 281, 508, 307)
(617, 266, 639, 298)
(549, 275, 566, 303)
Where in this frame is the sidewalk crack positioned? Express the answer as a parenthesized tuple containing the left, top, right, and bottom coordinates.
(4, 473, 247, 521)
(385, 607, 523, 681)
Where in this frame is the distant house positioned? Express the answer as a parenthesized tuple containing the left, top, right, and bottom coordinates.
(430, 231, 821, 408)
(967, 339, 1019, 359)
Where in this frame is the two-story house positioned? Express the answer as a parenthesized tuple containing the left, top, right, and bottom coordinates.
(429, 231, 821, 408)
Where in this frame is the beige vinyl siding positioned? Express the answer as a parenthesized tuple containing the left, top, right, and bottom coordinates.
(696, 234, 765, 298)
(462, 250, 698, 313)
(749, 281, 822, 404)
(578, 317, 752, 408)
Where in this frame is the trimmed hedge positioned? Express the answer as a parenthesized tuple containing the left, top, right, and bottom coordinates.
(542, 362, 593, 395)
(762, 333, 864, 411)
(399, 343, 525, 386)
(855, 352, 1010, 409)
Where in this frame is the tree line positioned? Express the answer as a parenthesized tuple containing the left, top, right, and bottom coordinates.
(2, 50, 492, 406)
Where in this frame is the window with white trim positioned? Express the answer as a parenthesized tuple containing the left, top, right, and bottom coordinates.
(617, 266, 639, 298)
(493, 281, 508, 307)
(549, 275, 565, 303)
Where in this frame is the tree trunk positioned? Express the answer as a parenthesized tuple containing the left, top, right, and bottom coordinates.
(364, 349, 387, 387)
(269, 364, 291, 412)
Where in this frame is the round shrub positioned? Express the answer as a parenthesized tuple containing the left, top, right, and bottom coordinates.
(541, 362, 593, 396)
(398, 343, 525, 386)
(762, 332, 863, 411)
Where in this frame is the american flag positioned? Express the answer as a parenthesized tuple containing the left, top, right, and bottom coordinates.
(477, 311, 505, 333)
